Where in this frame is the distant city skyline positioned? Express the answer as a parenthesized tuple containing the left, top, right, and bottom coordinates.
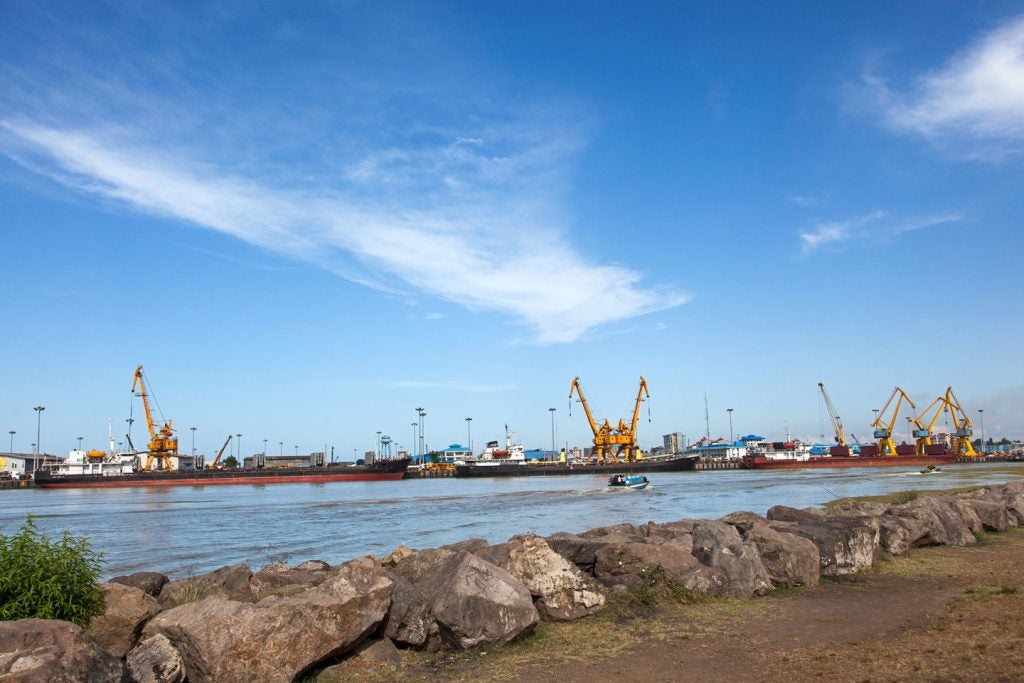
(2, 3, 1022, 454)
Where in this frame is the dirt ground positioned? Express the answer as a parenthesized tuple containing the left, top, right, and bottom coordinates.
(347, 527, 1024, 682)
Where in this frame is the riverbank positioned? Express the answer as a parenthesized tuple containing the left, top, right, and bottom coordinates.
(347, 491, 1024, 682)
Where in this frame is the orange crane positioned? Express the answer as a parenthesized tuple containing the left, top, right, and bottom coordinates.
(910, 392, 952, 456)
(569, 377, 616, 464)
(131, 365, 178, 471)
(608, 376, 650, 463)
(209, 434, 233, 469)
(871, 386, 916, 456)
(818, 382, 849, 456)
(945, 387, 978, 457)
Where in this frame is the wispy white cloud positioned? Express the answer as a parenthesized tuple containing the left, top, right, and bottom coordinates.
(799, 210, 961, 254)
(861, 15, 1024, 146)
(386, 379, 517, 393)
(0, 118, 687, 344)
(788, 193, 830, 208)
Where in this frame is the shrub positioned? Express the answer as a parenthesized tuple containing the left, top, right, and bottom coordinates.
(0, 516, 105, 627)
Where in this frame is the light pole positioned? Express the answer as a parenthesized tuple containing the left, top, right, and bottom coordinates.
(77, 436, 83, 451)
(126, 418, 134, 450)
(33, 406, 45, 455)
(7, 431, 13, 454)
(190, 426, 197, 456)
(294, 445, 299, 457)
(263, 438, 267, 456)
(978, 409, 985, 453)
(237, 434, 242, 463)
(466, 417, 473, 455)
(279, 441, 283, 457)
(549, 408, 556, 456)
(411, 422, 418, 461)
(352, 448, 357, 462)
(727, 408, 734, 442)
(376, 431, 381, 459)
(416, 407, 426, 460)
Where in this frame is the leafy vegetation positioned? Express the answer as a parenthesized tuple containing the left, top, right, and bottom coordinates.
(221, 454, 239, 469)
(0, 516, 105, 627)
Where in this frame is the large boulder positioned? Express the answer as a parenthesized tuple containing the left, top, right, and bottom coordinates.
(381, 572, 437, 649)
(545, 532, 623, 573)
(691, 521, 772, 597)
(474, 534, 605, 621)
(637, 520, 697, 551)
(143, 557, 393, 682)
(888, 496, 976, 547)
(250, 560, 334, 600)
(126, 634, 186, 683)
(593, 541, 728, 595)
(955, 492, 1013, 532)
(0, 618, 126, 683)
(88, 582, 162, 658)
(158, 563, 255, 608)
(743, 524, 820, 587)
(109, 571, 169, 598)
(381, 545, 417, 567)
(394, 549, 538, 649)
(768, 513, 880, 576)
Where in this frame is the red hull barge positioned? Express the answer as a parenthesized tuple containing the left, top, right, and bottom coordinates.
(33, 459, 411, 489)
(741, 454, 958, 470)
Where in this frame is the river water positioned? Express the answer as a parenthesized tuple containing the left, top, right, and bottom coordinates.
(2, 463, 1023, 580)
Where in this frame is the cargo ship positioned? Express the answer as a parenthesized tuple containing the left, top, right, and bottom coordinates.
(33, 458, 411, 489)
(741, 443, 958, 470)
(454, 454, 698, 478)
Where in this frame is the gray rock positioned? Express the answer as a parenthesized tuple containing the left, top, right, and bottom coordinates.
(888, 496, 976, 547)
(637, 520, 696, 551)
(593, 541, 728, 596)
(109, 571, 169, 597)
(769, 515, 880, 576)
(743, 524, 820, 587)
(766, 505, 824, 524)
(955, 494, 1012, 532)
(691, 521, 772, 597)
(719, 511, 768, 533)
(441, 538, 490, 553)
(293, 559, 332, 571)
(88, 582, 161, 658)
(381, 545, 417, 567)
(143, 557, 393, 682)
(0, 618, 126, 683)
(250, 561, 333, 601)
(382, 572, 436, 649)
(395, 549, 538, 649)
(474, 534, 605, 621)
(126, 634, 186, 683)
(158, 563, 255, 608)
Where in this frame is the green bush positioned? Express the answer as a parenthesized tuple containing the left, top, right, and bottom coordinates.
(0, 516, 105, 627)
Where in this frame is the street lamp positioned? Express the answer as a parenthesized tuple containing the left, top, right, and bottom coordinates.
(263, 438, 267, 456)
(33, 406, 45, 455)
(978, 409, 985, 453)
(727, 408, 734, 442)
(190, 426, 197, 456)
(466, 417, 473, 455)
(77, 436, 83, 451)
(279, 441, 283, 457)
(376, 431, 381, 459)
(411, 422, 418, 461)
(237, 434, 242, 463)
(549, 408, 556, 456)
(416, 407, 426, 459)
(294, 445, 299, 457)
(7, 431, 13, 454)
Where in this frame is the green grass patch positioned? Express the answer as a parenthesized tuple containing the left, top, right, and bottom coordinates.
(0, 516, 105, 627)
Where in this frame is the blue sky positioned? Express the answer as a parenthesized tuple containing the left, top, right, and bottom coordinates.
(2, 1, 1022, 457)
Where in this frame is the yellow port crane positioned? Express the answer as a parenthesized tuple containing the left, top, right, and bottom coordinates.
(569, 376, 650, 464)
(871, 386, 916, 456)
(209, 434, 233, 469)
(945, 387, 978, 457)
(132, 365, 178, 471)
(609, 376, 650, 463)
(818, 382, 849, 456)
(910, 392, 952, 456)
(569, 377, 615, 464)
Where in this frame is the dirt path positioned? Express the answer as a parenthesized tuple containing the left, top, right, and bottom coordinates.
(384, 529, 1024, 682)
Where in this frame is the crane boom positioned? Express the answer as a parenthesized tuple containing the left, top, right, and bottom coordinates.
(131, 365, 178, 471)
(818, 382, 848, 449)
(568, 376, 617, 464)
(945, 387, 977, 457)
(569, 377, 601, 437)
(871, 386, 916, 456)
(210, 434, 233, 469)
(911, 393, 951, 456)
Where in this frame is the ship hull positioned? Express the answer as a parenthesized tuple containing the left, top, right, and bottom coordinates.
(741, 454, 958, 470)
(454, 455, 698, 478)
(34, 459, 410, 489)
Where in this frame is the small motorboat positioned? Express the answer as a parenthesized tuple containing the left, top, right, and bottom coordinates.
(609, 474, 649, 490)
(921, 465, 943, 474)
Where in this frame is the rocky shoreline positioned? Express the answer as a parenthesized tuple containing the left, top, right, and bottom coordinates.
(2, 481, 1023, 682)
